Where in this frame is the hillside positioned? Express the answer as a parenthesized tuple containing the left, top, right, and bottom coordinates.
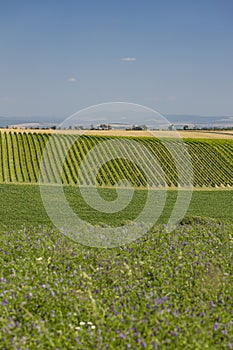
(0, 131, 232, 188)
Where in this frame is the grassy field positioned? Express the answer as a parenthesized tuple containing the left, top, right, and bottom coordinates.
(0, 218, 232, 349)
(0, 130, 232, 349)
(0, 184, 232, 229)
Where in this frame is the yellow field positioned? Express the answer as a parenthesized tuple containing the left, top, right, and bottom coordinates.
(1, 128, 233, 139)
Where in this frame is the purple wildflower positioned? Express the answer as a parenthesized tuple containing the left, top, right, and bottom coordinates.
(209, 301, 214, 310)
(119, 333, 126, 339)
(139, 339, 147, 348)
(133, 332, 140, 337)
(170, 331, 178, 336)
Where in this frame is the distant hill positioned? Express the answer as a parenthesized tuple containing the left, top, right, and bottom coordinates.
(165, 114, 233, 128)
(0, 115, 232, 129)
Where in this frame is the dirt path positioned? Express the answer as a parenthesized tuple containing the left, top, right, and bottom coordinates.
(1, 128, 232, 139)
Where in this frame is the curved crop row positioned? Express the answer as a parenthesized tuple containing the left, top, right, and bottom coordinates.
(0, 132, 232, 188)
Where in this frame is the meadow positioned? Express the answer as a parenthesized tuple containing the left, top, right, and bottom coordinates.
(1, 219, 232, 349)
(0, 130, 232, 349)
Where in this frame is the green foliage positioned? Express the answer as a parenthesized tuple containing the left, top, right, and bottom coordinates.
(0, 219, 232, 349)
(0, 131, 232, 348)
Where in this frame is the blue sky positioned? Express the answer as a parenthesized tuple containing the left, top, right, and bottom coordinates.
(0, 0, 233, 119)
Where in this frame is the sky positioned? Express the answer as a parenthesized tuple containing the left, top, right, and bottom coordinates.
(0, 0, 233, 120)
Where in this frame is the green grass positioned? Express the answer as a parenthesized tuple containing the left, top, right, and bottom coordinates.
(0, 184, 232, 229)
(0, 131, 232, 348)
(0, 218, 232, 349)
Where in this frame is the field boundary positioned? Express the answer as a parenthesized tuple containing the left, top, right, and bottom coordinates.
(0, 181, 232, 191)
(1, 128, 233, 139)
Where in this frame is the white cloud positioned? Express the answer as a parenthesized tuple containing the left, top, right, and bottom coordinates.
(120, 57, 136, 62)
(67, 77, 77, 82)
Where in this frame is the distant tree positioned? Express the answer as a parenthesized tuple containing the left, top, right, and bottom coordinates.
(100, 124, 107, 130)
(132, 125, 143, 130)
(168, 124, 174, 131)
(183, 125, 189, 130)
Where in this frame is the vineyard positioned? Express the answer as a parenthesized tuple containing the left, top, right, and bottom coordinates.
(0, 131, 232, 188)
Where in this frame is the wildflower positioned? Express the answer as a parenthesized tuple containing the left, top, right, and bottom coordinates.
(170, 331, 178, 336)
(209, 301, 214, 310)
(79, 321, 86, 326)
(137, 339, 147, 348)
(119, 333, 126, 339)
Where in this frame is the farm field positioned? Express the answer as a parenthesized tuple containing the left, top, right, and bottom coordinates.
(2, 0, 233, 348)
(0, 184, 232, 229)
(0, 131, 232, 188)
(2, 128, 233, 139)
(0, 130, 232, 349)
